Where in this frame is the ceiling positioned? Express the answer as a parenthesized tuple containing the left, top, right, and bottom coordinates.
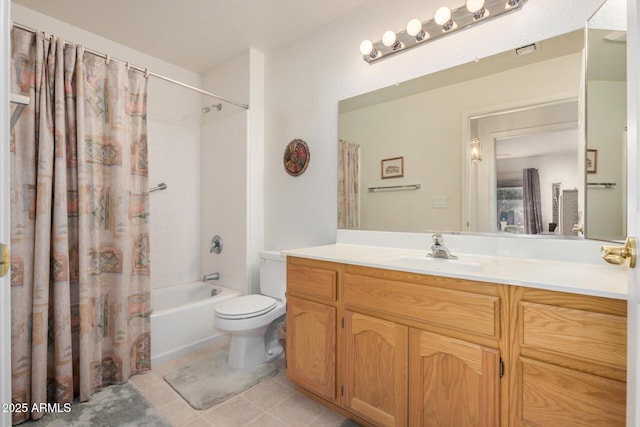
(496, 129, 579, 160)
(12, 0, 369, 73)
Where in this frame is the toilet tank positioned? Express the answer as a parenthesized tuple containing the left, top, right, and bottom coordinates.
(259, 250, 286, 299)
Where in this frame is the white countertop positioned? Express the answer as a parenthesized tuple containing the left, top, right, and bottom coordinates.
(282, 243, 628, 300)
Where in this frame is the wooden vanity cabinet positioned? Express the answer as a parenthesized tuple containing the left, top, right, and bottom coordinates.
(510, 287, 627, 427)
(285, 257, 628, 427)
(285, 257, 341, 404)
(342, 265, 505, 427)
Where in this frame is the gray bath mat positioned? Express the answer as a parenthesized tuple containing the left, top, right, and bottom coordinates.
(20, 382, 170, 426)
(163, 350, 278, 410)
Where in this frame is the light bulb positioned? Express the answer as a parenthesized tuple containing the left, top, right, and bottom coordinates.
(406, 18, 423, 37)
(359, 40, 373, 55)
(466, 0, 485, 13)
(382, 30, 397, 47)
(467, 0, 487, 19)
(434, 6, 452, 25)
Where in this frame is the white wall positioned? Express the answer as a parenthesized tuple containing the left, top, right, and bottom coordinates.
(247, 49, 266, 295)
(586, 80, 627, 241)
(11, 5, 204, 290)
(200, 52, 249, 294)
(264, 0, 606, 250)
(200, 113, 248, 294)
(200, 49, 263, 295)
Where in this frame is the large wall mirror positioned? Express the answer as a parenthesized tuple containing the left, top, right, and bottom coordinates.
(338, 0, 626, 242)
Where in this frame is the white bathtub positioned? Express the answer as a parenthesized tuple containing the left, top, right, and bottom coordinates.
(151, 281, 241, 366)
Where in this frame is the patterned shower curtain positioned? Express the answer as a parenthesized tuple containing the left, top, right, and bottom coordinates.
(10, 29, 150, 424)
(338, 139, 360, 229)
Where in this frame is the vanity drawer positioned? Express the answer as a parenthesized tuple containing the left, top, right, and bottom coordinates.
(287, 257, 339, 302)
(344, 270, 499, 338)
(520, 301, 626, 369)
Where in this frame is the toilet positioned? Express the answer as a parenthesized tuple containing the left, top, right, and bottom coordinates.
(214, 250, 286, 369)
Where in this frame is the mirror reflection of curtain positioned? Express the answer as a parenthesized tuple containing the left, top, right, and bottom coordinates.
(338, 139, 360, 228)
(523, 168, 543, 234)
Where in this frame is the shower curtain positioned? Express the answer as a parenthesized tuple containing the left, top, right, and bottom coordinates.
(10, 29, 150, 424)
(523, 168, 544, 234)
(338, 139, 360, 229)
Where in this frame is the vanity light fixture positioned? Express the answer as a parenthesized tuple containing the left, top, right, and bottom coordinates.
(359, 0, 527, 64)
(470, 137, 483, 161)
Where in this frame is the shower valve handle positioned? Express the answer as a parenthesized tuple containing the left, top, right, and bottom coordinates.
(210, 235, 223, 254)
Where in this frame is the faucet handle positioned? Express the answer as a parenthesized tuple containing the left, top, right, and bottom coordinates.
(432, 233, 444, 245)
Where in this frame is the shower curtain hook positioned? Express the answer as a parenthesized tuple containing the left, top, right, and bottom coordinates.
(144, 68, 150, 78)
(105, 54, 110, 65)
(126, 62, 130, 71)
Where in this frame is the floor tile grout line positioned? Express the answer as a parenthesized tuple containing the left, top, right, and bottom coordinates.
(137, 340, 348, 427)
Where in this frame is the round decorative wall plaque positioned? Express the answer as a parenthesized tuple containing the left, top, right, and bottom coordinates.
(283, 139, 310, 176)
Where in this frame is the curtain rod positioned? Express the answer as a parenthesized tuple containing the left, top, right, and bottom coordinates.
(11, 22, 249, 110)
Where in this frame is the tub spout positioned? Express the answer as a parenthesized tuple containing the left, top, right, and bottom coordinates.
(202, 272, 220, 282)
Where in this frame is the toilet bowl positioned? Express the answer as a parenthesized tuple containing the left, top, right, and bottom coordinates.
(213, 251, 286, 369)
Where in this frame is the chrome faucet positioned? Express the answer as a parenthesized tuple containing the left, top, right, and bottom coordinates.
(429, 234, 458, 260)
(202, 272, 220, 282)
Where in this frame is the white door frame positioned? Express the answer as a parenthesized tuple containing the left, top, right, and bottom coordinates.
(626, 0, 639, 423)
(1, 0, 12, 426)
(461, 95, 580, 233)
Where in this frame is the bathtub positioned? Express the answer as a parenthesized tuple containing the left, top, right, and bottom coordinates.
(151, 281, 241, 366)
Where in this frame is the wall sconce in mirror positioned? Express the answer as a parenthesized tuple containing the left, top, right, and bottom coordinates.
(470, 137, 483, 162)
(359, 0, 527, 64)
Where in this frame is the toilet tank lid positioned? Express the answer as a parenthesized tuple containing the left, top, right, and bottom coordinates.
(259, 250, 285, 261)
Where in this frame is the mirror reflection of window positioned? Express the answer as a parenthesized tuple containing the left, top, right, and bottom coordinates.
(497, 187, 524, 233)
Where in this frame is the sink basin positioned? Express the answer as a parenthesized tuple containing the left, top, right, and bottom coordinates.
(366, 253, 482, 273)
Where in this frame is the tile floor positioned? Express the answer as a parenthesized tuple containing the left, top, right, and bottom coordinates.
(130, 338, 350, 427)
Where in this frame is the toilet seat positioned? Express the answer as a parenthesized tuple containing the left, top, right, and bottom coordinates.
(215, 294, 277, 319)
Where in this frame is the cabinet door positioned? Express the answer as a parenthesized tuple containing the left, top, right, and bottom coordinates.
(516, 358, 625, 426)
(286, 296, 337, 401)
(409, 328, 500, 427)
(343, 311, 408, 427)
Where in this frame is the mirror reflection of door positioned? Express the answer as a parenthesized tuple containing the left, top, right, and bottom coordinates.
(468, 100, 581, 235)
(586, 16, 627, 242)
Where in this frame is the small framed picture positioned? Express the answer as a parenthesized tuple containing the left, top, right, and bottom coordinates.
(381, 157, 404, 179)
(586, 149, 598, 174)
